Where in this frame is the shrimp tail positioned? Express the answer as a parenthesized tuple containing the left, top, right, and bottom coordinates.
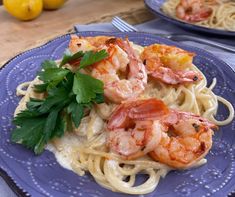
(163, 110, 218, 130)
(152, 67, 203, 85)
(176, 110, 218, 130)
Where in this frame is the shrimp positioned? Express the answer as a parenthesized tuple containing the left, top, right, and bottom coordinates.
(69, 35, 117, 53)
(106, 98, 216, 164)
(141, 44, 202, 85)
(69, 35, 96, 53)
(92, 38, 147, 103)
(149, 109, 217, 169)
(176, 0, 213, 22)
(106, 99, 169, 159)
(86, 36, 114, 48)
(69, 36, 147, 103)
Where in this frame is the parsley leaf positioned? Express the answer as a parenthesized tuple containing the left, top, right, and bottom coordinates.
(34, 83, 48, 92)
(43, 109, 60, 140)
(93, 93, 104, 104)
(36, 59, 70, 92)
(12, 109, 66, 154)
(73, 72, 104, 103)
(41, 60, 57, 69)
(11, 48, 107, 155)
(67, 102, 84, 128)
(38, 86, 71, 113)
(79, 50, 108, 70)
(38, 67, 69, 83)
(12, 115, 47, 153)
(53, 115, 66, 138)
(59, 50, 84, 67)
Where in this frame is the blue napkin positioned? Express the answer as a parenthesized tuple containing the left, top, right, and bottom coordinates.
(74, 19, 235, 70)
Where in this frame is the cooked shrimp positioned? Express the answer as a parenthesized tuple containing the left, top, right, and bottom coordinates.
(166, 110, 218, 130)
(69, 36, 147, 103)
(176, 0, 213, 22)
(141, 44, 202, 85)
(92, 38, 147, 103)
(69, 35, 96, 53)
(149, 109, 217, 169)
(107, 121, 163, 159)
(106, 99, 169, 159)
(86, 36, 114, 48)
(69, 35, 118, 53)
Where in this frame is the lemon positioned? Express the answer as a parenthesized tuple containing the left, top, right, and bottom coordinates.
(43, 0, 66, 10)
(3, 0, 43, 21)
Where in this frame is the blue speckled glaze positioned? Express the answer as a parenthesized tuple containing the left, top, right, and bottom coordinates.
(0, 32, 235, 197)
(144, 0, 235, 36)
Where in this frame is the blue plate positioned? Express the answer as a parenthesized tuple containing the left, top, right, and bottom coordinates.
(0, 31, 235, 197)
(145, 0, 235, 36)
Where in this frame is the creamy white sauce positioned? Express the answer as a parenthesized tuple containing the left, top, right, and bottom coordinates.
(46, 143, 73, 170)
(192, 158, 207, 168)
(46, 132, 85, 171)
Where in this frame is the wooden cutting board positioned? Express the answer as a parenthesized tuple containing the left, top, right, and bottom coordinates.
(0, 0, 154, 66)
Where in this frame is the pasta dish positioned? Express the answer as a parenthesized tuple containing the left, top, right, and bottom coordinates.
(162, 0, 235, 31)
(13, 35, 234, 195)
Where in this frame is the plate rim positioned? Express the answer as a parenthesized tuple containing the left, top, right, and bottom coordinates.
(144, 0, 235, 36)
(1, 31, 235, 197)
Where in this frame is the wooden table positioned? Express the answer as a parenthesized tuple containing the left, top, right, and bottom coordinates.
(0, 0, 154, 66)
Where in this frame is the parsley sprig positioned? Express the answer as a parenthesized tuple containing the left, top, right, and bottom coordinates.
(11, 49, 108, 154)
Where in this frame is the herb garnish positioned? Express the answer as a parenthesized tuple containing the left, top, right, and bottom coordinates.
(11, 49, 108, 154)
